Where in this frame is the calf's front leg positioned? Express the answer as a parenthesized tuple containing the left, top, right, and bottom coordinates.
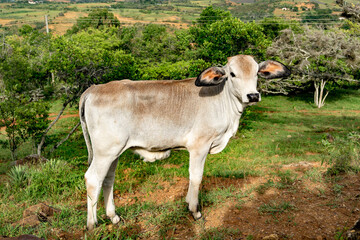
(186, 147, 209, 220)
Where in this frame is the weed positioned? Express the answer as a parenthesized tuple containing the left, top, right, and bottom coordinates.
(256, 179, 275, 194)
(7, 165, 29, 189)
(333, 184, 344, 196)
(276, 170, 297, 188)
(200, 186, 236, 207)
(200, 227, 241, 240)
(258, 201, 296, 216)
(304, 168, 323, 183)
(323, 131, 360, 175)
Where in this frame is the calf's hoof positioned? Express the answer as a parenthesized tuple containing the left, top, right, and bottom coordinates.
(192, 211, 202, 220)
(110, 215, 121, 224)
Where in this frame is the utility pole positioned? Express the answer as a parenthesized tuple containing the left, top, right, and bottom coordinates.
(45, 15, 49, 34)
(44, 15, 54, 83)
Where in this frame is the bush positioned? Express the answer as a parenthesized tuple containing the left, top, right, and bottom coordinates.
(322, 131, 360, 175)
(5, 159, 85, 201)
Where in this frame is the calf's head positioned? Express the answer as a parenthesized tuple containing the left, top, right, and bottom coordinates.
(195, 55, 290, 104)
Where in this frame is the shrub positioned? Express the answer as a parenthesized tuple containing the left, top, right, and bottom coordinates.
(322, 131, 360, 175)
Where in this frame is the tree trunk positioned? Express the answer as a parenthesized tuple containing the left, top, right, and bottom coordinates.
(49, 121, 81, 154)
(37, 99, 71, 156)
(314, 80, 329, 108)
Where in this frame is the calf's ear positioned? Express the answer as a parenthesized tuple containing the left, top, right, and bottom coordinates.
(195, 67, 227, 87)
(258, 60, 291, 79)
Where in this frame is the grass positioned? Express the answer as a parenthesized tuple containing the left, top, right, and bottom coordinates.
(258, 200, 296, 215)
(0, 89, 359, 238)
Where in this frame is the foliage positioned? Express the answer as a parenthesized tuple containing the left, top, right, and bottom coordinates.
(0, 25, 51, 94)
(66, 9, 120, 34)
(323, 131, 360, 175)
(119, 24, 187, 64)
(7, 165, 28, 189)
(265, 27, 360, 103)
(342, 2, 360, 22)
(139, 59, 211, 80)
(4, 159, 85, 201)
(301, 9, 339, 26)
(260, 17, 302, 40)
(189, 14, 271, 63)
(196, 5, 231, 28)
(51, 27, 137, 91)
(0, 94, 49, 160)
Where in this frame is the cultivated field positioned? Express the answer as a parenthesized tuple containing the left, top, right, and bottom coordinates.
(1, 89, 359, 239)
(0, 0, 355, 35)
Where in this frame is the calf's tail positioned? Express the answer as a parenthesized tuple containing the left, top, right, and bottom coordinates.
(79, 91, 93, 166)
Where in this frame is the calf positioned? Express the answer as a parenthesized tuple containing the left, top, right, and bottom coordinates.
(79, 55, 290, 230)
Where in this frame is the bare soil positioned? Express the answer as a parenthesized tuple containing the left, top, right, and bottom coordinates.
(107, 163, 360, 239)
(49, 12, 88, 35)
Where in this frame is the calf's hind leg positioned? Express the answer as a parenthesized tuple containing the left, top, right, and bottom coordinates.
(85, 156, 118, 230)
(103, 159, 120, 224)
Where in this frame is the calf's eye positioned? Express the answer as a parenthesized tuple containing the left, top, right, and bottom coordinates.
(230, 72, 235, 77)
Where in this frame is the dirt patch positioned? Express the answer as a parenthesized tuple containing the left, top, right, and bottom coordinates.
(110, 167, 360, 239)
(0, 19, 16, 26)
(114, 176, 188, 206)
(48, 113, 78, 121)
(49, 12, 88, 35)
(113, 14, 188, 29)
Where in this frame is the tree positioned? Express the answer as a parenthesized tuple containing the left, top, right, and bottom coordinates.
(266, 27, 360, 107)
(196, 6, 231, 28)
(36, 28, 137, 156)
(342, 3, 360, 22)
(0, 93, 49, 160)
(67, 9, 120, 34)
(189, 16, 271, 64)
(0, 26, 51, 159)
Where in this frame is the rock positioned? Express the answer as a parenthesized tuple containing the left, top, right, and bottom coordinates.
(23, 203, 59, 218)
(346, 218, 360, 240)
(263, 234, 279, 240)
(12, 203, 60, 228)
(11, 215, 41, 228)
(0, 235, 44, 240)
(13, 154, 47, 166)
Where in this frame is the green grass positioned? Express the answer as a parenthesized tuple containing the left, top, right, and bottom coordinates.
(258, 200, 296, 215)
(0, 89, 359, 238)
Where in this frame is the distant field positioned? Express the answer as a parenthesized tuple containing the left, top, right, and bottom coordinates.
(0, 0, 353, 35)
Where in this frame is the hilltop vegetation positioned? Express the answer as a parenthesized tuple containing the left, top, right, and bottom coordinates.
(0, 0, 358, 35)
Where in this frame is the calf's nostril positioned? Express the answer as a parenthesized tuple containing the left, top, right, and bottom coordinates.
(247, 93, 260, 102)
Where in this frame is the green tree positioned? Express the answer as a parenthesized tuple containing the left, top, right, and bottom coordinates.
(37, 28, 137, 156)
(190, 16, 271, 63)
(196, 6, 231, 27)
(0, 26, 51, 159)
(0, 93, 49, 160)
(67, 9, 120, 34)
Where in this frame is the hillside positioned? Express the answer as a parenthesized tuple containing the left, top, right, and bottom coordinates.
(0, 0, 354, 35)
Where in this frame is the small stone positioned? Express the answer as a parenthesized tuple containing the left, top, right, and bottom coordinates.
(263, 234, 279, 240)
